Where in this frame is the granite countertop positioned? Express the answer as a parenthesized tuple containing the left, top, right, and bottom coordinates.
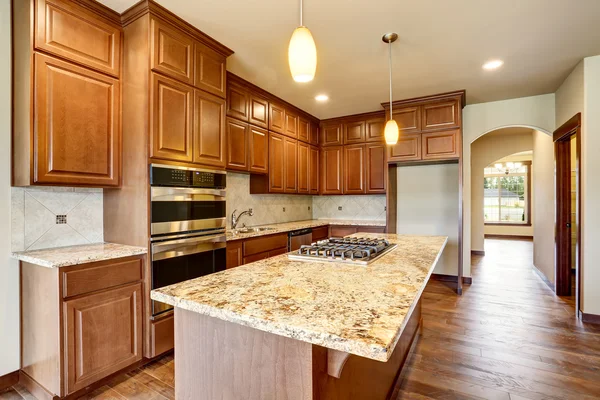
(12, 243, 147, 268)
(152, 233, 447, 362)
(227, 219, 387, 241)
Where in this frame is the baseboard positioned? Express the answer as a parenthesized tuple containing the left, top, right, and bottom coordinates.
(532, 264, 555, 292)
(471, 250, 485, 256)
(0, 370, 19, 392)
(484, 234, 533, 240)
(430, 273, 472, 285)
(581, 312, 600, 324)
(19, 371, 55, 400)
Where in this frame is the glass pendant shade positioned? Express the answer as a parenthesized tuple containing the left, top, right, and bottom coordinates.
(288, 26, 317, 82)
(384, 119, 399, 145)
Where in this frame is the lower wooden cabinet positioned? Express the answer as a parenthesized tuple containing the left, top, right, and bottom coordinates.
(312, 225, 329, 241)
(330, 225, 386, 237)
(226, 241, 243, 269)
(227, 233, 289, 268)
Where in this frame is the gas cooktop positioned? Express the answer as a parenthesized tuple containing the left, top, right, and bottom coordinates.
(287, 237, 397, 265)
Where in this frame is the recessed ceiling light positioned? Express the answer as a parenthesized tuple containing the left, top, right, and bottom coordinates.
(483, 60, 504, 70)
(315, 94, 329, 102)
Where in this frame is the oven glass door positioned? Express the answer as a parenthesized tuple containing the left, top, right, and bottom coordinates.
(151, 234, 226, 317)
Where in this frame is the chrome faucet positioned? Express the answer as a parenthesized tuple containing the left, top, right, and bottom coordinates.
(231, 208, 253, 229)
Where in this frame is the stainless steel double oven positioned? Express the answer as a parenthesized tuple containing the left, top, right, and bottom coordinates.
(150, 164, 226, 318)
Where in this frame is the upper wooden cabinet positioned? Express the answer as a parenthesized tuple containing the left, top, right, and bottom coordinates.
(150, 73, 194, 162)
(194, 42, 226, 98)
(249, 94, 269, 129)
(388, 132, 421, 162)
(284, 111, 298, 139)
(309, 146, 319, 195)
(298, 117, 310, 143)
(226, 81, 249, 121)
(284, 137, 298, 193)
(297, 142, 309, 194)
(269, 103, 286, 134)
(365, 117, 386, 142)
(268, 132, 285, 193)
(392, 107, 421, 133)
(226, 118, 249, 171)
(249, 126, 269, 174)
(150, 16, 194, 84)
(344, 145, 365, 194)
(34, 0, 122, 77)
(309, 121, 320, 145)
(320, 146, 343, 195)
(366, 143, 386, 194)
(193, 90, 226, 167)
(343, 121, 366, 144)
(321, 123, 343, 146)
(422, 129, 460, 160)
(422, 100, 459, 131)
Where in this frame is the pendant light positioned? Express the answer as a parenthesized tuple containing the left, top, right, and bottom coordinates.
(382, 33, 399, 145)
(288, 0, 317, 82)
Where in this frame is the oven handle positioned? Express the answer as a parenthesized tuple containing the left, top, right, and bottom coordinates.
(151, 187, 226, 202)
(152, 234, 226, 261)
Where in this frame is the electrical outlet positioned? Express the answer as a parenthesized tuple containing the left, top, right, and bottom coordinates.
(338, 206, 342, 211)
(283, 207, 286, 212)
(308, 206, 311, 211)
(384, 206, 387, 211)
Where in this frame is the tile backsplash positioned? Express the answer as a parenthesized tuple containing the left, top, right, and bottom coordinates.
(226, 173, 312, 228)
(11, 187, 104, 252)
(312, 195, 386, 221)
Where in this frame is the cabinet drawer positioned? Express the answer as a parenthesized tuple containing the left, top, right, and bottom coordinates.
(269, 247, 289, 257)
(243, 251, 270, 264)
(150, 314, 174, 358)
(62, 257, 143, 298)
(243, 233, 288, 257)
(422, 129, 459, 160)
(329, 226, 358, 237)
(312, 226, 329, 241)
(356, 226, 385, 234)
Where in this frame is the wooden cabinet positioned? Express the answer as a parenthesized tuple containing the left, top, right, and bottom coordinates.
(344, 145, 365, 194)
(366, 143, 387, 194)
(150, 16, 194, 84)
(226, 81, 249, 121)
(343, 121, 366, 144)
(321, 146, 343, 194)
(193, 90, 226, 167)
(321, 123, 343, 146)
(312, 225, 329, 241)
(242, 233, 288, 264)
(226, 118, 249, 171)
(226, 241, 243, 269)
(388, 133, 422, 162)
(366, 117, 386, 142)
(249, 126, 269, 174)
(249, 94, 269, 129)
(284, 137, 298, 193)
(269, 103, 286, 134)
(422, 129, 460, 160)
(268, 132, 285, 193)
(309, 146, 319, 195)
(310, 121, 320, 145)
(34, 0, 122, 77)
(422, 100, 459, 131)
(330, 225, 385, 237)
(298, 142, 310, 194)
(391, 106, 421, 133)
(64, 283, 142, 393)
(150, 73, 194, 162)
(194, 42, 226, 98)
(285, 111, 298, 138)
(298, 117, 310, 142)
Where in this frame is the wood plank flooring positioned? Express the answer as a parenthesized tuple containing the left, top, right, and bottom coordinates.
(3, 239, 599, 400)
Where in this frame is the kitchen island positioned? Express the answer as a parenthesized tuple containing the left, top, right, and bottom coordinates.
(151, 233, 447, 400)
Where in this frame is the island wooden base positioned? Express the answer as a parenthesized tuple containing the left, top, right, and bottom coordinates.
(174, 299, 421, 400)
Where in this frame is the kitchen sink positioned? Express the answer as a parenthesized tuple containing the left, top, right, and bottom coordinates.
(231, 227, 276, 234)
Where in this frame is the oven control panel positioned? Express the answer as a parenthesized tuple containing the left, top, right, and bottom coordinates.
(150, 165, 226, 188)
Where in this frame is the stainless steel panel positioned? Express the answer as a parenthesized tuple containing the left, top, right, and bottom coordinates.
(151, 163, 226, 174)
(287, 243, 398, 265)
(151, 187, 226, 202)
(152, 233, 226, 261)
(151, 218, 227, 236)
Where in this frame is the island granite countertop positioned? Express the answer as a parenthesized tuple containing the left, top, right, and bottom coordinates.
(152, 233, 447, 362)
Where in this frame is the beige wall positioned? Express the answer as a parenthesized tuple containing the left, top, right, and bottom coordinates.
(532, 130, 556, 284)
(396, 164, 459, 276)
(0, 0, 19, 375)
(471, 129, 533, 251)
(556, 61, 584, 128)
(462, 94, 555, 277)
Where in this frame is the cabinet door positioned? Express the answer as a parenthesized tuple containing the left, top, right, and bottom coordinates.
(151, 73, 193, 162)
(321, 123, 343, 146)
(268, 132, 285, 193)
(269, 103, 285, 134)
(34, 53, 120, 186)
(285, 111, 298, 139)
(366, 143, 387, 194)
(297, 142, 309, 194)
(34, 0, 121, 77)
(64, 283, 142, 394)
(226, 241, 243, 269)
(422, 100, 459, 131)
(343, 145, 365, 194)
(320, 146, 343, 194)
(193, 90, 226, 168)
(365, 117, 386, 142)
(391, 106, 421, 133)
(330, 226, 358, 237)
(226, 81, 249, 121)
(422, 129, 459, 160)
(249, 126, 268, 174)
(150, 17, 194, 84)
(249, 94, 269, 129)
(309, 121, 320, 145)
(298, 117, 310, 142)
(387, 132, 421, 162)
(343, 121, 365, 144)
(194, 41, 226, 98)
(284, 137, 298, 193)
(309, 146, 319, 195)
(226, 118, 249, 171)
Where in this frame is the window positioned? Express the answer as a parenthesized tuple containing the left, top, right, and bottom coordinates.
(483, 163, 530, 225)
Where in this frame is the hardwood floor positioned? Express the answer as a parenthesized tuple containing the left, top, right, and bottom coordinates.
(3, 239, 599, 400)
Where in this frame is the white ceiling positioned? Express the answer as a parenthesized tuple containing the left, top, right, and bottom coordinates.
(100, 0, 600, 119)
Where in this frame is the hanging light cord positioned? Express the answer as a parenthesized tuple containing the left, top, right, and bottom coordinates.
(300, 0, 303, 26)
(388, 41, 393, 119)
